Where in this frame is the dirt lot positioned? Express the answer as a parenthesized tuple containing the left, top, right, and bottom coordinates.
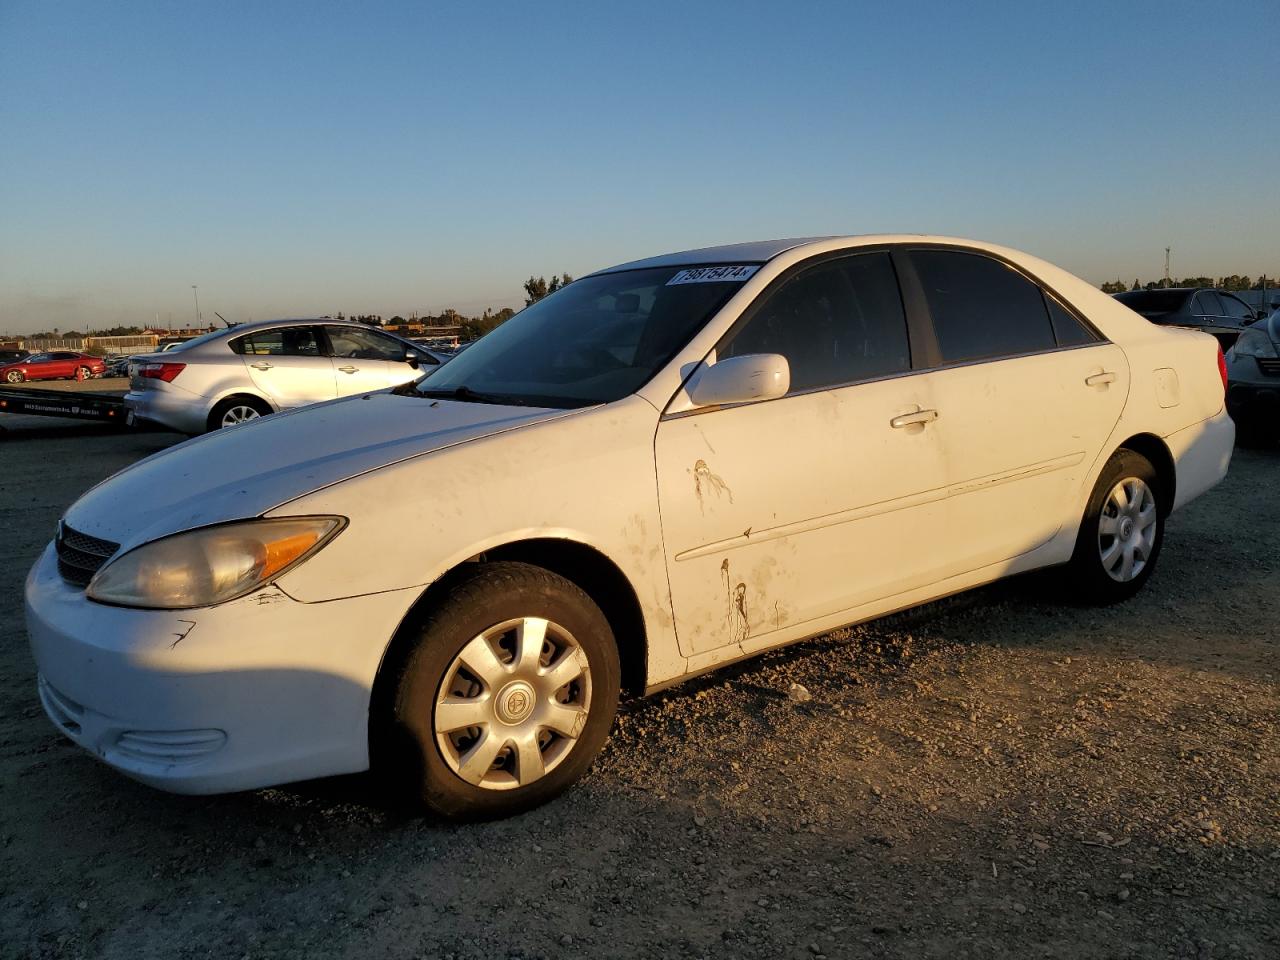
(0, 422, 1276, 960)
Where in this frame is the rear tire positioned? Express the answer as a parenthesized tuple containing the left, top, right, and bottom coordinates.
(207, 396, 270, 431)
(1066, 449, 1164, 604)
(373, 561, 620, 821)
(75, 366, 90, 381)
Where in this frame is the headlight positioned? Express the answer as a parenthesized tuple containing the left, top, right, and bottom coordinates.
(87, 517, 345, 609)
(1233, 328, 1278, 359)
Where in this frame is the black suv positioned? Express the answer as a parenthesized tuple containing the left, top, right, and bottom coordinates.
(1113, 288, 1262, 350)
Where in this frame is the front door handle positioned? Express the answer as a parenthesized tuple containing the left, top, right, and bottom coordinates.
(1085, 371, 1117, 387)
(890, 408, 938, 429)
(337, 365, 357, 374)
(250, 361, 274, 371)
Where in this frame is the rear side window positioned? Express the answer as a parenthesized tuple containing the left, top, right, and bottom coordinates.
(719, 252, 911, 392)
(234, 327, 322, 357)
(912, 251, 1056, 363)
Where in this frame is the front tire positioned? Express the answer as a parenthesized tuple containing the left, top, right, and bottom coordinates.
(1066, 449, 1164, 604)
(5, 370, 23, 384)
(374, 562, 620, 820)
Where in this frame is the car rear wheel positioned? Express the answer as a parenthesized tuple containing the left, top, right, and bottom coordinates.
(374, 561, 620, 820)
(1066, 449, 1164, 604)
(5, 370, 23, 384)
(208, 396, 270, 431)
(75, 366, 91, 381)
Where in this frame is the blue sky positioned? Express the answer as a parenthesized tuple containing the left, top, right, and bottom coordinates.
(1, 0, 1276, 332)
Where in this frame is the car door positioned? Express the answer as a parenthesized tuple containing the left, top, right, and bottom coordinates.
(45, 352, 78, 379)
(655, 251, 952, 658)
(323, 325, 428, 395)
(233, 326, 337, 409)
(904, 248, 1129, 575)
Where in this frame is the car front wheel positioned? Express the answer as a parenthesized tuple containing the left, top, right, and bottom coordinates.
(374, 561, 620, 820)
(1067, 449, 1164, 604)
(5, 370, 23, 384)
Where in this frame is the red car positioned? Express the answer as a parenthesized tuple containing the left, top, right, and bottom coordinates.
(1, 351, 106, 384)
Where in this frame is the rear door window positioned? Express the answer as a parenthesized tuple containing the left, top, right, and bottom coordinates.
(719, 252, 911, 392)
(235, 327, 323, 356)
(910, 250, 1057, 363)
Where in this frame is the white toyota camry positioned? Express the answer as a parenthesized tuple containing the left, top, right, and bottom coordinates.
(27, 236, 1234, 819)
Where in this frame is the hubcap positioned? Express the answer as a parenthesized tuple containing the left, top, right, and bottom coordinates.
(434, 616, 591, 791)
(221, 405, 260, 427)
(1098, 476, 1158, 583)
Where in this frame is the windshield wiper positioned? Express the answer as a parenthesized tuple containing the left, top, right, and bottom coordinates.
(415, 385, 535, 406)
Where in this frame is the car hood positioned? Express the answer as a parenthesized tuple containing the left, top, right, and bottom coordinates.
(63, 392, 575, 552)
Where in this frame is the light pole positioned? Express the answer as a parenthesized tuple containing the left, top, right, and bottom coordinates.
(191, 285, 201, 329)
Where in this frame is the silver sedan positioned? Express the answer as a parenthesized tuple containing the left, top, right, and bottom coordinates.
(125, 319, 446, 433)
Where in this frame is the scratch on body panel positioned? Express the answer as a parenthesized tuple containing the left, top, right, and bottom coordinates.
(171, 619, 196, 649)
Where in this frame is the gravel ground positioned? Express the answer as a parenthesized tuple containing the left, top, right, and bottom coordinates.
(0, 423, 1277, 960)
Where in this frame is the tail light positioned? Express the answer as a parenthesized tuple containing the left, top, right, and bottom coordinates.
(139, 362, 185, 383)
(1217, 346, 1228, 395)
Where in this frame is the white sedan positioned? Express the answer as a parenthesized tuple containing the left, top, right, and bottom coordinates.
(27, 236, 1233, 819)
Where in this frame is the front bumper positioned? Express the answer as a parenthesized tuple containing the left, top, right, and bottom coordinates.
(124, 385, 209, 435)
(25, 543, 419, 794)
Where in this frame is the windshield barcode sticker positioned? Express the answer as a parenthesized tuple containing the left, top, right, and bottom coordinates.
(667, 265, 760, 285)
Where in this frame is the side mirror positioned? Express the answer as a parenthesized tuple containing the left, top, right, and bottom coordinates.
(404, 349, 420, 368)
(688, 353, 790, 408)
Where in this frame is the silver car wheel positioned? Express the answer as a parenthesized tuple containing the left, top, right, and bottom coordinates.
(220, 405, 261, 427)
(1097, 476, 1157, 583)
(434, 616, 592, 791)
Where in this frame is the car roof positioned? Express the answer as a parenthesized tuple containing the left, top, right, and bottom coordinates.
(591, 238, 835, 275)
(585, 234, 1053, 276)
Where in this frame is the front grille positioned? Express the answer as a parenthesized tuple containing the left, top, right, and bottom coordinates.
(1257, 357, 1280, 377)
(55, 522, 119, 588)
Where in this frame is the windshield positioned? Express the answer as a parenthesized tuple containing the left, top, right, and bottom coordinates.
(414, 264, 757, 407)
(1115, 290, 1192, 315)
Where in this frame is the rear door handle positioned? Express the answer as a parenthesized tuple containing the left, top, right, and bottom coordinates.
(337, 365, 357, 374)
(1085, 371, 1117, 387)
(890, 408, 938, 429)
(250, 361, 274, 371)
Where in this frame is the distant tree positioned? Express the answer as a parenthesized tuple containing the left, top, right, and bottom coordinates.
(1131, 279, 1141, 291)
(1218, 275, 1252, 292)
(1100, 279, 1127, 294)
(389, 315, 405, 325)
(523, 273, 573, 306)
(1177, 276, 1214, 288)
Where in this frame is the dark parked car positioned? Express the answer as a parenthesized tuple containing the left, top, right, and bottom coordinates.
(1113, 288, 1262, 350)
(0, 351, 106, 384)
(1224, 308, 1280, 444)
(0, 349, 30, 365)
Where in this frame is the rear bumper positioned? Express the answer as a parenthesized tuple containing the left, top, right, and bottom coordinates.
(124, 385, 208, 434)
(25, 543, 419, 794)
(1166, 408, 1234, 512)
